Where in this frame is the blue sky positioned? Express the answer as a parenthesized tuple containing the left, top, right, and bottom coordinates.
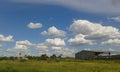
(0, 0, 120, 57)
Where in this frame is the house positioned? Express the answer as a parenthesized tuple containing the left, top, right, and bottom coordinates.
(75, 50, 120, 60)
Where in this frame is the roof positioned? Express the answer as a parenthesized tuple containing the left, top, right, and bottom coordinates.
(76, 50, 120, 55)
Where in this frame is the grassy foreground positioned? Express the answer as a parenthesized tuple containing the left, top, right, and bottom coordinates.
(0, 60, 120, 72)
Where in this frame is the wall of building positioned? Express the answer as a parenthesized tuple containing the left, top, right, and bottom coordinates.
(75, 50, 120, 60)
(75, 51, 95, 60)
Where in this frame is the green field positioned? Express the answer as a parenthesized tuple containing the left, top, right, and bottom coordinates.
(0, 60, 120, 72)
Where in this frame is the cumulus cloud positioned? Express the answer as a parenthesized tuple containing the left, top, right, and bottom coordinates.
(11, 0, 120, 15)
(52, 46, 62, 50)
(69, 20, 101, 35)
(35, 43, 48, 50)
(41, 26, 66, 37)
(16, 40, 32, 46)
(15, 40, 33, 50)
(27, 22, 42, 29)
(107, 48, 115, 51)
(6, 40, 33, 56)
(36, 44, 48, 49)
(52, 47, 76, 57)
(62, 48, 76, 57)
(109, 16, 120, 22)
(0, 34, 14, 42)
(70, 20, 120, 40)
(68, 34, 94, 46)
(6, 48, 31, 56)
(45, 38, 65, 47)
(35, 43, 49, 55)
(101, 39, 120, 46)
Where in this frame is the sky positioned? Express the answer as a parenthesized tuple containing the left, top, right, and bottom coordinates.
(0, 0, 120, 57)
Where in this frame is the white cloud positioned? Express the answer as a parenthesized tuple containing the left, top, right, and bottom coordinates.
(11, 0, 120, 15)
(52, 46, 62, 50)
(101, 39, 120, 46)
(27, 22, 42, 29)
(36, 44, 48, 49)
(107, 48, 114, 51)
(70, 20, 120, 40)
(62, 48, 76, 57)
(6, 48, 31, 56)
(0, 34, 14, 42)
(68, 34, 94, 46)
(109, 16, 120, 22)
(41, 26, 66, 37)
(6, 39, 75, 57)
(16, 40, 32, 46)
(35, 44, 49, 55)
(45, 38, 65, 47)
(6, 40, 33, 56)
(70, 20, 102, 35)
(15, 40, 33, 50)
(52, 47, 76, 57)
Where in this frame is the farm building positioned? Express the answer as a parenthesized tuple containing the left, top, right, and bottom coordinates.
(75, 50, 120, 60)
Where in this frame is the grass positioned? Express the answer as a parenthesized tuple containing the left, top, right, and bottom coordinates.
(0, 60, 120, 72)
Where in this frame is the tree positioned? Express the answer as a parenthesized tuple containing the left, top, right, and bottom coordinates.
(50, 54, 57, 59)
(58, 54, 63, 59)
(40, 54, 48, 60)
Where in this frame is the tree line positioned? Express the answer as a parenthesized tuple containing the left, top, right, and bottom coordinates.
(0, 54, 65, 61)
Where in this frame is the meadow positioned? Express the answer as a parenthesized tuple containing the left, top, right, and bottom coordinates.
(0, 60, 120, 72)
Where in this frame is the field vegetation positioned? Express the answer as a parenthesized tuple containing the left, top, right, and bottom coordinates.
(0, 59, 120, 72)
(0, 54, 120, 72)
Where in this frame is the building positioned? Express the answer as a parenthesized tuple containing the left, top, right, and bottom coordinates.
(75, 50, 104, 60)
(75, 50, 120, 60)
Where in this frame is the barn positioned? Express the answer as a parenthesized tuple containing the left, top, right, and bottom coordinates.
(75, 50, 120, 60)
(75, 50, 104, 60)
